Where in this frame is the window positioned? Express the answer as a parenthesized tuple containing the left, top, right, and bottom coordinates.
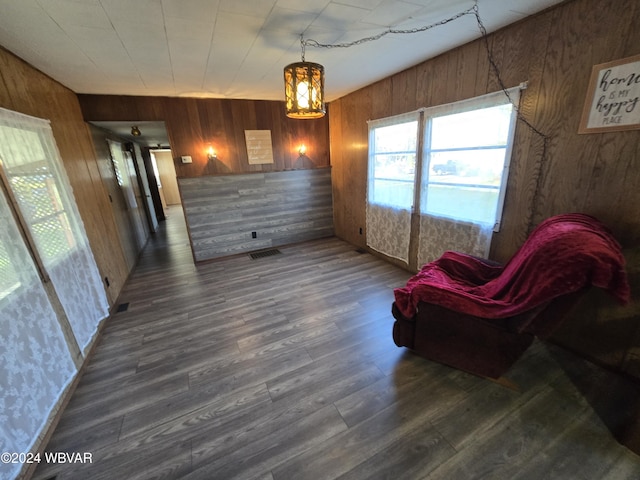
(0, 107, 109, 351)
(367, 112, 419, 210)
(420, 91, 519, 229)
(366, 87, 523, 264)
(3, 130, 76, 263)
(367, 89, 521, 226)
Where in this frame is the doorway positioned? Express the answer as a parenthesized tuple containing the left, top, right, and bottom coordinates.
(149, 149, 181, 212)
(89, 120, 188, 270)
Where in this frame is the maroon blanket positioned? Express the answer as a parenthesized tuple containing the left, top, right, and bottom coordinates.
(394, 214, 630, 319)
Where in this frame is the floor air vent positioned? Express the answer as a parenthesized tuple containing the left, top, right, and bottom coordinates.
(116, 302, 130, 312)
(249, 248, 282, 260)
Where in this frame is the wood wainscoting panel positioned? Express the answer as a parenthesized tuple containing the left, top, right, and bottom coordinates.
(179, 168, 334, 262)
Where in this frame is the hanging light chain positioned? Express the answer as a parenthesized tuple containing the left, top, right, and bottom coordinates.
(297, 0, 550, 229)
(472, 1, 550, 234)
(302, 2, 477, 49)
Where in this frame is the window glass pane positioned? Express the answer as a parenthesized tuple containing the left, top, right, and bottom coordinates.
(9, 167, 75, 261)
(374, 122, 418, 152)
(0, 126, 75, 263)
(369, 120, 417, 210)
(371, 178, 415, 209)
(428, 149, 507, 186)
(431, 104, 513, 150)
(422, 99, 516, 226)
(423, 184, 499, 224)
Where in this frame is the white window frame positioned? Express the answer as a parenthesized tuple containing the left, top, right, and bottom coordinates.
(420, 87, 522, 231)
(367, 110, 421, 211)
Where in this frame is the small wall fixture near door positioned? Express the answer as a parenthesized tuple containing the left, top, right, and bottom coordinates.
(245, 130, 274, 165)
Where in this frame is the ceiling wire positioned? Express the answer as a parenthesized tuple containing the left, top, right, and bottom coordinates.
(302, 4, 476, 49)
(303, 0, 551, 234)
(471, 2, 551, 234)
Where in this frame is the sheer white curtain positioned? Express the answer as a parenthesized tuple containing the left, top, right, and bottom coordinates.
(366, 205, 412, 262)
(366, 111, 420, 263)
(0, 188, 77, 480)
(417, 215, 494, 266)
(0, 108, 109, 351)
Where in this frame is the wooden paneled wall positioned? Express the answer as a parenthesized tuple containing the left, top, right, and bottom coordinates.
(329, 0, 640, 376)
(89, 125, 140, 271)
(90, 125, 152, 272)
(179, 168, 334, 262)
(78, 96, 330, 177)
(0, 46, 128, 306)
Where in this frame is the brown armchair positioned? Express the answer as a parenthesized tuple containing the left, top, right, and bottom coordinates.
(391, 214, 630, 378)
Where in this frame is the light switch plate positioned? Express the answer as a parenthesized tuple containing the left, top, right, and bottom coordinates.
(181, 155, 192, 164)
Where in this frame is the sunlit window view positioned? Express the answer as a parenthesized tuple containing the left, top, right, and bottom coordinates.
(368, 120, 418, 209)
(421, 103, 514, 224)
(0, 127, 76, 265)
(367, 91, 518, 229)
(9, 164, 76, 261)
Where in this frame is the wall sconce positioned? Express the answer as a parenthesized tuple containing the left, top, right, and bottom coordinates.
(131, 126, 141, 137)
(207, 145, 217, 160)
(298, 144, 307, 156)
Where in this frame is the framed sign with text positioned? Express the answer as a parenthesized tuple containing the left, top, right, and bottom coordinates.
(244, 130, 274, 164)
(578, 53, 640, 134)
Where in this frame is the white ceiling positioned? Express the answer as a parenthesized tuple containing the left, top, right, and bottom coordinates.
(0, 0, 565, 103)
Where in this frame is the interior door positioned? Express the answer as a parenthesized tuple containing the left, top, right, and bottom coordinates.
(127, 143, 158, 232)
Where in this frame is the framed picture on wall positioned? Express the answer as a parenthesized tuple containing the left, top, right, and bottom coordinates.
(578, 53, 640, 134)
(244, 130, 274, 164)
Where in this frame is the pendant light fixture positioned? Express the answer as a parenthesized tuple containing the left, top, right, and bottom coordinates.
(284, 36, 325, 119)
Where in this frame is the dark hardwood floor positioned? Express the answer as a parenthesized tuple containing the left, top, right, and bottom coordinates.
(32, 206, 640, 480)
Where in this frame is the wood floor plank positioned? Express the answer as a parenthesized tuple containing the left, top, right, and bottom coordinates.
(116, 382, 273, 450)
(184, 367, 376, 475)
(44, 416, 123, 455)
(186, 405, 348, 480)
(32, 206, 640, 480)
(334, 425, 455, 480)
(271, 376, 468, 480)
(424, 387, 593, 479)
(511, 410, 633, 480)
(332, 354, 461, 428)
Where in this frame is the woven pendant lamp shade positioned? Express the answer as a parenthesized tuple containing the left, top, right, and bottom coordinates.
(284, 61, 325, 119)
